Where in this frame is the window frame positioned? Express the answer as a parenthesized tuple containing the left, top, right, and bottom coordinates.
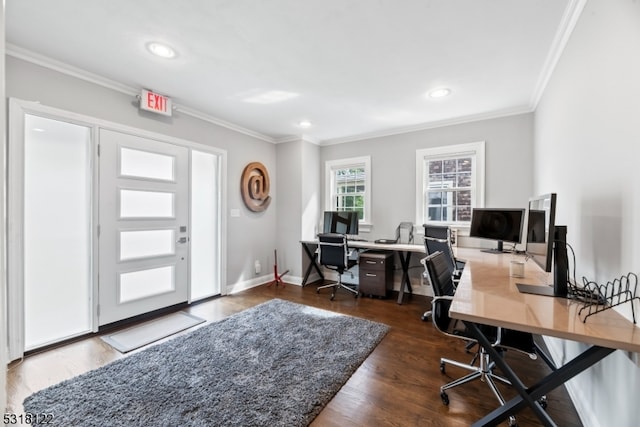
(325, 156, 371, 232)
(415, 141, 485, 232)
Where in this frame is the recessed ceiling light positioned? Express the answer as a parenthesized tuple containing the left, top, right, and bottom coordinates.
(298, 120, 312, 128)
(146, 42, 176, 59)
(428, 88, 451, 98)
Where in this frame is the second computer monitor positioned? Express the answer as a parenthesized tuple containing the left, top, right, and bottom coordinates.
(322, 211, 359, 235)
(469, 208, 525, 253)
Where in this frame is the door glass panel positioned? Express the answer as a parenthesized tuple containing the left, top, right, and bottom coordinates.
(120, 229, 175, 261)
(190, 150, 220, 300)
(120, 189, 174, 218)
(24, 115, 92, 350)
(120, 147, 175, 181)
(120, 266, 175, 303)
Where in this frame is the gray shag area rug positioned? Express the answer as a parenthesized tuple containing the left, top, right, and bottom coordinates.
(23, 299, 389, 426)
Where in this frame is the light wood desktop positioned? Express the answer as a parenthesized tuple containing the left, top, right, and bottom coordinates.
(449, 249, 640, 426)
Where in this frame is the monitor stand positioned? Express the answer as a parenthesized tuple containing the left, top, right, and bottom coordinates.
(517, 226, 568, 298)
(516, 283, 555, 296)
(481, 240, 504, 254)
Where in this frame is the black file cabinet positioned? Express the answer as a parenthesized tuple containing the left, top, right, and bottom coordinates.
(358, 251, 394, 298)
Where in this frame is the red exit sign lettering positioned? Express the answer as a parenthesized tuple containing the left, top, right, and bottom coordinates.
(140, 89, 172, 116)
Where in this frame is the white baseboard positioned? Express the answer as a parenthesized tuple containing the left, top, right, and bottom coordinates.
(226, 274, 273, 294)
(225, 269, 432, 297)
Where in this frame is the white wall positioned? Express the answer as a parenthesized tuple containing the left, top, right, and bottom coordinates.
(275, 138, 321, 283)
(1, 1, 8, 413)
(275, 140, 303, 281)
(534, 0, 640, 425)
(5, 56, 278, 294)
(320, 113, 535, 244)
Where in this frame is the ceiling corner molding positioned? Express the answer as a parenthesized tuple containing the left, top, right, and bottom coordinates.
(273, 135, 302, 144)
(274, 134, 321, 145)
(529, 0, 587, 109)
(321, 106, 533, 146)
(6, 43, 275, 144)
(301, 135, 321, 145)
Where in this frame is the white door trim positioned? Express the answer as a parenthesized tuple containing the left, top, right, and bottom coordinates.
(7, 98, 227, 360)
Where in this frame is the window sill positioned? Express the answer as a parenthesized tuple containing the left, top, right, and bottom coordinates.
(359, 223, 373, 233)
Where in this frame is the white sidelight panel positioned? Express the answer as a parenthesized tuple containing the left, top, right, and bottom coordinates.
(190, 150, 221, 300)
(23, 114, 92, 350)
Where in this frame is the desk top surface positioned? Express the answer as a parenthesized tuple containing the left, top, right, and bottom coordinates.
(302, 239, 425, 252)
(449, 248, 640, 353)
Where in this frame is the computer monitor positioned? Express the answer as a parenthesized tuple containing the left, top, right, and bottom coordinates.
(517, 193, 568, 298)
(525, 193, 556, 272)
(469, 208, 525, 253)
(322, 211, 359, 235)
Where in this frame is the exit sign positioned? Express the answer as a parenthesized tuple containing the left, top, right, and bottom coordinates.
(140, 89, 172, 116)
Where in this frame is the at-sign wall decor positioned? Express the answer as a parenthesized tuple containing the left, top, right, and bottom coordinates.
(241, 162, 271, 212)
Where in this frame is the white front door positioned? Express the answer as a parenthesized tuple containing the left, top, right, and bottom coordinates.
(98, 129, 190, 325)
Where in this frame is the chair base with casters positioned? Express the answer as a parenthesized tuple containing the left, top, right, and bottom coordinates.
(316, 233, 359, 300)
(439, 340, 517, 426)
(316, 275, 358, 300)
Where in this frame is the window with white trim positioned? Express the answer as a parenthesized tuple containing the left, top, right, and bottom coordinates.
(325, 156, 371, 228)
(415, 142, 485, 227)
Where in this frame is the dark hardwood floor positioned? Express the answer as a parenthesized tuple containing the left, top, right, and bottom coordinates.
(7, 282, 583, 426)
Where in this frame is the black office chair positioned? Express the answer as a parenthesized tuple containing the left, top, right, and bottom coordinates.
(396, 221, 414, 244)
(423, 224, 465, 274)
(423, 251, 543, 426)
(422, 224, 465, 321)
(316, 233, 358, 300)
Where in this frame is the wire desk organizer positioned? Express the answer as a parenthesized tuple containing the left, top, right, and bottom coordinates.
(570, 272, 639, 323)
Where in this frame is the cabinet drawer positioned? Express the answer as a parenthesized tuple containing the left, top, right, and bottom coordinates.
(359, 251, 393, 271)
(359, 269, 393, 297)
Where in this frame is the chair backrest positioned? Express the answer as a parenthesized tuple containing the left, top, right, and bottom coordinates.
(423, 224, 457, 274)
(317, 233, 349, 271)
(423, 251, 457, 333)
(396, 222, 414, 244)
(424, 251, 456, 298)
(424, 252, 530, 353)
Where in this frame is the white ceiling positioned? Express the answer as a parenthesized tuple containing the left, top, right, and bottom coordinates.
(6, 0, 579, 144)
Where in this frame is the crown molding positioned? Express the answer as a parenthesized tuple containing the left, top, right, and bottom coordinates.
(529, 0, 587, 109)
(5, 44, 275, 143)
(320, 105, 533, 146)
(6, 43, 138, 96)
(274, 134, 321, 145)
(174, 105, 275, 143)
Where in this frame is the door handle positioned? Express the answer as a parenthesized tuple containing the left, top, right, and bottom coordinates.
(176, 237, 189, 244)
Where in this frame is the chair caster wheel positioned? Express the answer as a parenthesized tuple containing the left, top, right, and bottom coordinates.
(508, 416, 518, 427)
(316, 289, 320, 294)
(440, 391, 449, 405)
(330, 294, 335, 300)
(538, 396, 548, 409)
(440, 362, 445, 373)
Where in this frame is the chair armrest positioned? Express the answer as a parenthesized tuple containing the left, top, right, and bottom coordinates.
(431, 295, 454, 303)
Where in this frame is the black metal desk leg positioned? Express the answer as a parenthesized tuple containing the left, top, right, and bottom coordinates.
(301, 242, 324, 286)
(464, 321, 616, 427)
(396, 251, 413, 304)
